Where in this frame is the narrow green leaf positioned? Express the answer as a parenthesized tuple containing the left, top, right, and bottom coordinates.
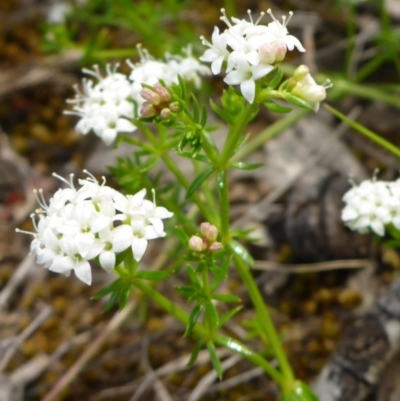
(187, 266, 202, 288)
(119, 285, 132, 310)
(212, 294, 241, 303)
(185, 304, 203, 336)
(230, 161, 264, 170)
(179, 152, 211, 164)
(135, 270, 171, 281)
(186, 166, 214, 199)
(219, 306, 243, 328)
(283, 94, 314, 111)
(210, 99, 229, 122)
(188, 341, 204, 365)
(205, 301, 220, 331)
(93, 278, 123, 299)
(268, 68, 283, 89)
(200, 105, 208, 127)
(105, 289, 121, 311)
(191, 93, 200, 123)
(230, 240, 254, 267)
(177, 75, 186, 100)
(263, 99, 293, 114)
(207, 342, 223, 379)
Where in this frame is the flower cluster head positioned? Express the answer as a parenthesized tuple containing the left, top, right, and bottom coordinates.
(189, 222, 223, 253)
(200, 9, 305, 103)
(66, 46, 210, 145)
(342, 177, 400, 237)
(16, 171, 173, 285)
(287, 65, 332, 111)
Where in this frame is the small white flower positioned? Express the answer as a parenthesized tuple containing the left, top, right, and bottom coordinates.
(342, 178, 400, 237)
(200, 27, 229, 74)
(16, 171, 173, 285)
(224, 51, 273, 103)
(290, 65, 332, 111)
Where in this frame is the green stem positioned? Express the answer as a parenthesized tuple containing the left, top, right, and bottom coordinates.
(132, 278, 284, 386)
(218, 170, 231, 244)
(232, 253, 295, 392)
(324, 104, 400, 159)
(161, 152, 213, 221)
(233, 109, 309, 162)
(220, 103, 256, 167)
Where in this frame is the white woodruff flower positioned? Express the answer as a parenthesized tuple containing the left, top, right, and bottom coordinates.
(200, 8, 305, 103)
(66, 46, 210, 145)
(342, 178, 400, 237)
(16, 171, 173, 285)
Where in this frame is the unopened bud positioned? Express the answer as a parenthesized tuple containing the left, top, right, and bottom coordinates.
(169, 102, 180, 112)
(140, 88, 161, 105)
(153, 82, 171, 102)
(258, 43, 275, 64)
(293, 65, 309, 82)
(200, 222, 218, 242)
(189, 235, 206, 252)
(272, 42, 287, 62)
(209, 241, 223, 253)
(160, 108, 171, 120)
(140, 102, 156, 118)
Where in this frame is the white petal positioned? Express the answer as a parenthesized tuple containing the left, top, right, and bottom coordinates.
(240, 79, 256, 103)
(74, 260, 92, 285)
(111, 225, 133, 252)
(99, 251, 116, 273)
(131, 237, 148, 261)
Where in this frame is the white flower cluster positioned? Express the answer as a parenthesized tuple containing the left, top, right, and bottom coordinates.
(17, 171, 173, 285)
(66, 47, 210, 145)
(200, 9, 306, 103)
(342, 178, 400, 236)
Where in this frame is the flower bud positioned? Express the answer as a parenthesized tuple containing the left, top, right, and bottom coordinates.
(140, 88, 161, 105)
(160, 108, 171, 120)
(140, 102, 156, 118)
(169, 102, 180, 112)
(272, 42, 287, 62)
(200, 222, 218, 242)
(153, 82, 171, 102)
(293, 65, 310, 82)
(189, 235, 206, 252)
(209, 241, 223, 253)
(258, 43, 275, 64)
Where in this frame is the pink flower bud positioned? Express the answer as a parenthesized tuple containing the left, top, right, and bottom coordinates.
(200, 222, 218, 242)
(140, 102, 156, 118)
(272, 42, 287, 62)
(258, 43, 275, 64)
(209, 241, 223, 253)
(160, 108, 171, 120)
(153, 82, 171, 102)
(189, 235, 206, 252)
(140, 88, 161, 105)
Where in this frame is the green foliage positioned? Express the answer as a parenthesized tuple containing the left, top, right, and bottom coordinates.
(280, 381, 319, 401)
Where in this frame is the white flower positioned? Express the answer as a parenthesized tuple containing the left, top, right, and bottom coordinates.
(200, 27, 229, 74)
(200, 8, 306, 103)
(342, 178, 400, 237)
(16, 171, 173, 284)
(290, 65, 332, 111)
(265, 9, 306, 52)
(224, 51, 274, 103)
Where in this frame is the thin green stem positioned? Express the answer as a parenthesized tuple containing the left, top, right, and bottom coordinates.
(161, 152, 213, 221)
(220, 103, 256, 167)
(233, 109, 309, 162)
(232, 253, 295, 392)
(324, 104, 400, 159)
(132, 278, 284, 386)
(218, 170, 231, 244)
